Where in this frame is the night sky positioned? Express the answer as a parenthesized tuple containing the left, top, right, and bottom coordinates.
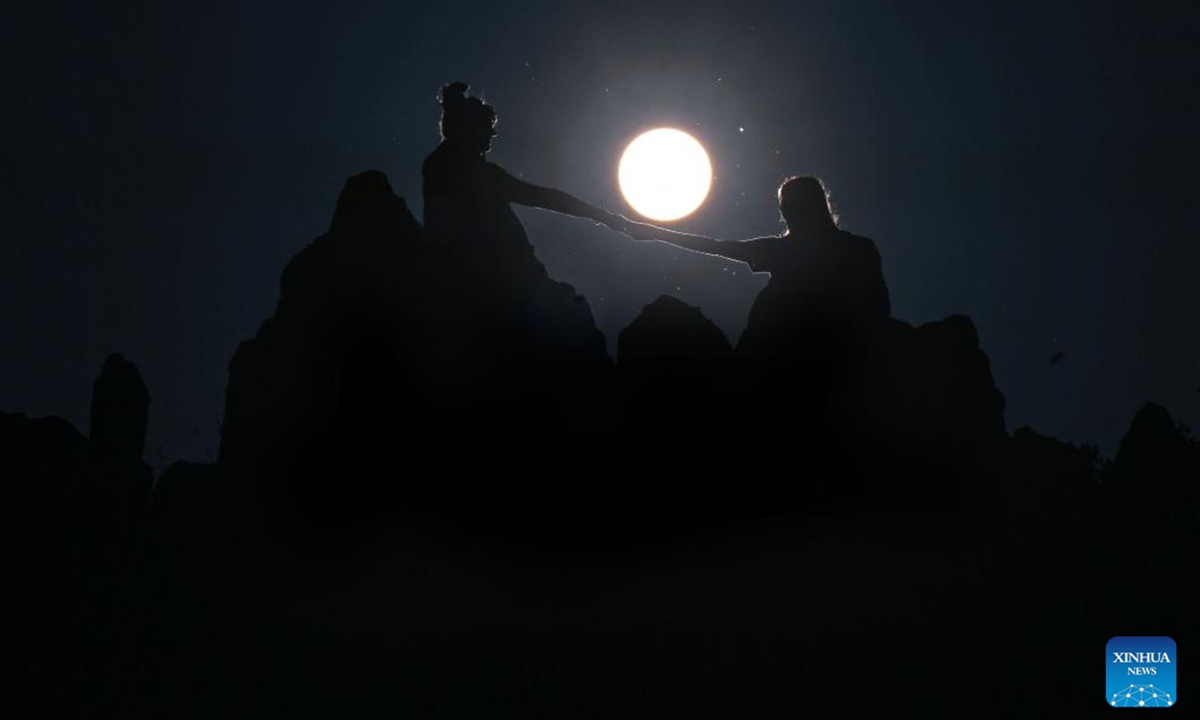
(3, 0, 1197, 469)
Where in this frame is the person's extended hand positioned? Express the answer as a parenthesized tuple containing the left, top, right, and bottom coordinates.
(595, 209, 633, 236)
(624, 219, 663, 242)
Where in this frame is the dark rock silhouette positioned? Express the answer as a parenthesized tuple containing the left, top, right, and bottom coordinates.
(213, 84, 621, 548)
(88, 353, 154, 537)
(218, 169, 615, 548)
(90, 353, 150, 465)
(1, 411, 88, 511)
(2, 355, 154, 718)
(202, 160, 1009, 553)
(149, 460, 225, 564)
(900, 314, 1008, 448)
(1010, 425, 1101, 489)
(1124, 404, 1194, 465)
(5, 154, 1195, 718)
(218, 170, 442, 548)
(221, 171, 423, 471)
(617, 176, 1011, 502)
(1111, 401, 1197, 488)
(618, 294, 733, 375)
(1, 353, 152, 532)
(609, 295, 742, 529)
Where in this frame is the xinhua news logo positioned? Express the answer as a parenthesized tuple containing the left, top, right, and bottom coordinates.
(1108, 636, 1176, 708)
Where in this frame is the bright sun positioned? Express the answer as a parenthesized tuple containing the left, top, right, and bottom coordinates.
(618, 128, 712, 221)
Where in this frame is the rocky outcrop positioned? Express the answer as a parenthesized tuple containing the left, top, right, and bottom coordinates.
(211, 170, 1014, 536)
(1, 412, 89, 520)
(1, 353, 152, 531)
(90, 354, 150, 465)
(216, 171, 614, 539)
(1111, 401, 1198, 491)
(8, 166, 1198, 720)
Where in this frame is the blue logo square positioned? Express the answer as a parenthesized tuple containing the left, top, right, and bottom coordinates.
(1108, 636, 1176, 708)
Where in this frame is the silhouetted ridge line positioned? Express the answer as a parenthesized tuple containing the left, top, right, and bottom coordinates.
(3, 167, 1198, 720)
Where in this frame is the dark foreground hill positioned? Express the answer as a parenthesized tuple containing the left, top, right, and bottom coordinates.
(3, 172, 1196, 719)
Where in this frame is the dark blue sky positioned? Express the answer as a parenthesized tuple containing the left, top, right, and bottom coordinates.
(3, 0, 1197, 467)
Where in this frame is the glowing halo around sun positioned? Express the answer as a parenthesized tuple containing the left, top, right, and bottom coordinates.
(618, 128, 713, 221)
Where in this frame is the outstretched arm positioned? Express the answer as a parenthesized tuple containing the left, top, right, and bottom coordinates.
(497, 169, 625, 230)
(625, 220, 761, 266)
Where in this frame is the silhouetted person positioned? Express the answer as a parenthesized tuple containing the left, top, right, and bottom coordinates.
(423, 82, 624, 278)
(626, 176, 889, 358)
(623, 175, 894, 461)
(421, 81, 615, 396)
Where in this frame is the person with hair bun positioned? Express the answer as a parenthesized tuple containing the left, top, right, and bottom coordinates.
(420, 81, 620, 389)
(422, 81, 627, 274)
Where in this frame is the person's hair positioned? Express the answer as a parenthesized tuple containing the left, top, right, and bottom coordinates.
(777, 175, 838, 230)
(437, 81, 496, 143)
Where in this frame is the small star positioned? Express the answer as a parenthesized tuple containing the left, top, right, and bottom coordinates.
(739, 127, 744, 132)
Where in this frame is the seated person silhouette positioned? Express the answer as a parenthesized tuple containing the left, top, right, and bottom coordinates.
(625, 175, 891, 382)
